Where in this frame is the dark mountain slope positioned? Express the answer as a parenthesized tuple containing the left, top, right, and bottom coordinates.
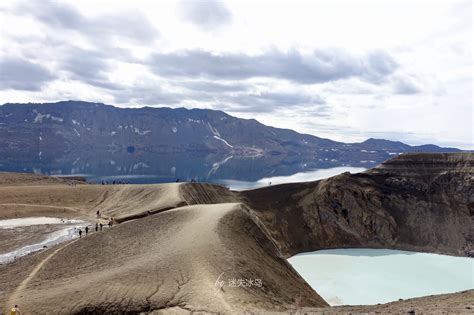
(0, 101, 460, 162)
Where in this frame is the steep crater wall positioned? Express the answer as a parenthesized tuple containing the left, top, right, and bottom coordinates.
(239, 153, 473, 257)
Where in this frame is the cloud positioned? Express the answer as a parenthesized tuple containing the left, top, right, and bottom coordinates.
(177, 0, 232, 30)
(108, 76, 323, 113)
(58, 47, 124, 91)
(12, 0, 159, 43)
(392, 75, 421, 95)
(0, 57, 55, 91)
(148, 49, 398, 84)
(112, 84, 184, 106)
(182, 80, 248, 92)
(222, 91, 325, 113)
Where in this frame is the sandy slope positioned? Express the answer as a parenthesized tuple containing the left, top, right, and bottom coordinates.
(0, 183, 183, 222)
(0, 155, 472, 314)
(1, 203, 325, 313)
(0, 172, 83, 187)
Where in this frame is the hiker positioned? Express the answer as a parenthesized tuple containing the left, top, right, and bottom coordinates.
(95, 223, 99, 232)
(96, 210, 100, 218)
(85, 226, 89, 235)
(99, 223, 103, 231)
(108, 220, 113, 227)
(78, 229, 82, 238)
(10, 304, 21, 315)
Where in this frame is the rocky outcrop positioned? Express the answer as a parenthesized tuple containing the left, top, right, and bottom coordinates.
(240, 153, 474, 257)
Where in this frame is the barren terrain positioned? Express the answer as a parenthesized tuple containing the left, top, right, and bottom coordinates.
(0, 153, 472, 313)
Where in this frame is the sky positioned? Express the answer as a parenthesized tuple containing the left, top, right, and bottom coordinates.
(0, 0, 472, 149)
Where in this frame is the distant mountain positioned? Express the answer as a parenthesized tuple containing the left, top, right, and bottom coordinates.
(0, 101, 460, 164)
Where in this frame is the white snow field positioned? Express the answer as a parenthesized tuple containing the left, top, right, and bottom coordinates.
(0, 217, 82, 228)
(0, 217, 86, 264)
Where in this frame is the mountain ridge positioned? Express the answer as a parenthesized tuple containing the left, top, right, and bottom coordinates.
(0, 101, 460, 159)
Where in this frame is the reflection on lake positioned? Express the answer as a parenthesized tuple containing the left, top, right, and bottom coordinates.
(0, 150, 377, 187)
(218, 166, 366, 190)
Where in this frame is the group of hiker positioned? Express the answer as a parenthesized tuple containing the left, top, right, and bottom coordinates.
(77, 210, 114, 238)
(101, 180, 128, 185)
(9, 214, 114, 313)
(9, 210, 118, 313)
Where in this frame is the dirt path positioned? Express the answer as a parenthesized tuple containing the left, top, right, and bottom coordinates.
(5, 238, 80, 312)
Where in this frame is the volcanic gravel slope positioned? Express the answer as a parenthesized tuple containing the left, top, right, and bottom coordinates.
(0, 153, 472, 313)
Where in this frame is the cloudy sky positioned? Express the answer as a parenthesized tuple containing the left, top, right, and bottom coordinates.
(0, 0, 472, 148)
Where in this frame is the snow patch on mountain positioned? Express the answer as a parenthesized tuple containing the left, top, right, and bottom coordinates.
(207, 122, 221, 137)
(213, 135, 233, 148)
(33, 110, 63, 123)
(188, 118, 202, 123)
(133, 127, 151, 135)
(33, 111, 47, 123)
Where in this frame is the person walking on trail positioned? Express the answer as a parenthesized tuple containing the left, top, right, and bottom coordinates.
(85, 226, 89, 235)
(78, 229, 82, 238)
(96, 210, 101, 219)
(99, 223, 103, 231)
(10, 304, 22, 315)
(95, 223, 99, 232)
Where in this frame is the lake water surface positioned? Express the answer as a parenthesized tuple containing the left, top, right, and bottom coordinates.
(288, 248, 473, 306)
(0, 151, 375, 186)
(218, 166, 366, 190)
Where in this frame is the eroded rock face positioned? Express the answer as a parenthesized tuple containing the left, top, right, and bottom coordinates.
(240, 153, 473, 257)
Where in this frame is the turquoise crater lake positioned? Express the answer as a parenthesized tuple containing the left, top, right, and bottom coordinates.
(288, 248, 473, 306)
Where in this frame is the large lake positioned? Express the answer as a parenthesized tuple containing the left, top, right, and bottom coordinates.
(0, 151, 372, 189)
(288, 248, 474, 306)
(217, 166, 366, 190)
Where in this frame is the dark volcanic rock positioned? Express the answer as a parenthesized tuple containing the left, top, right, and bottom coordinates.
(239, 153, 473, 257)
